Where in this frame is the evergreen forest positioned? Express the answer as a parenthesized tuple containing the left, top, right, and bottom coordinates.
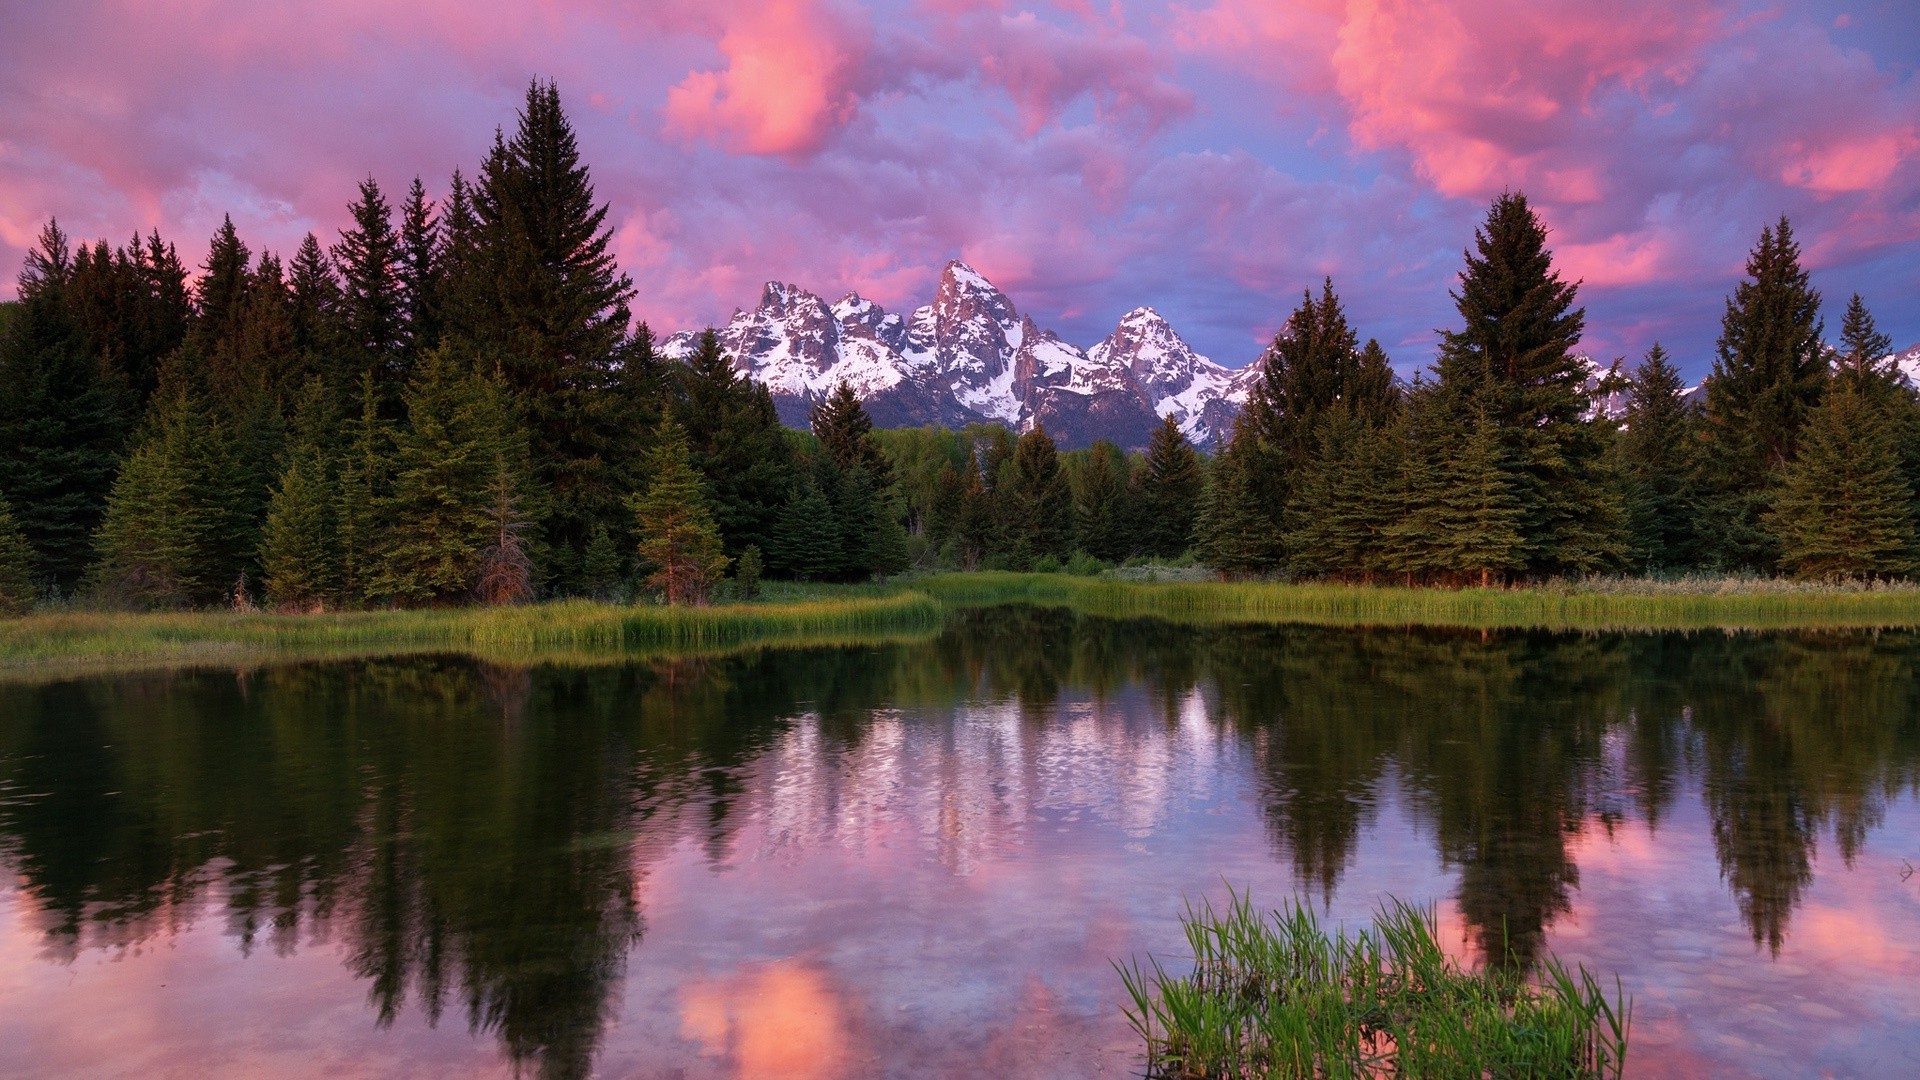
(1, 81, 1914, 613)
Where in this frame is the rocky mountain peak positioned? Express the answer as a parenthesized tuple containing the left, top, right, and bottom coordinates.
(664, 263, 1256, 450)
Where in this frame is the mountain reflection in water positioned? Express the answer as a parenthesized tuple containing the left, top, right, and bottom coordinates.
(1, 607, 1917, 1078)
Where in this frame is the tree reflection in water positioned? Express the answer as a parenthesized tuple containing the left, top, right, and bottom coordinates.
(0, 609, 1916, 1075)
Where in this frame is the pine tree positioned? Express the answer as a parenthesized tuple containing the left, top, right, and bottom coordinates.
(1431, 407, 1526, 587)
(1249, 279, 1361, 471)
(580, 524, 624, 601)
(192, 215, 252, 355)
(0, 221, 122, 590)
(1001, 425, 1072, 569)
(770, 479, 839, 581)
(475, 438, 536, 606)
(676, 329, 794, 559)
(0, 494, 39, 615)
(336, 373, 394, 606)
(378, 350, 523, 605)
(1696, 216, 1826, 571)
(1832, 293, 1899, 401)
(399, 176, 441, 358)
(954, 445, 994, 569)
(1139, 415, 1202, 558)
(333, 176, 408, 400)
(260, 452, 339, 612)
(1195, 414, 1280, 577)
(1071, 439, 1131, 562)
(90, 438, 202, 608)
(1432, 191, 1619, 577)
(734, 544, 764, 599)
(927, 460, 966, 550)
(630, 416, 728, 605)
(811, 381, 891, 482)
(463, 81, 639, 582)
(1618, 344, 1696, 572)
(1768, 386, 1915, 580)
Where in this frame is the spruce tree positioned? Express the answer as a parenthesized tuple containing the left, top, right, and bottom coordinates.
(1071, 439, 1131, 562)
(927, 460, 966, 551)
(1431, 406, 1526, 587)
(954, 445, 994, 569)
(333, 176, 408, 400)
(812, 381, 891, 482)
(1618, 344, 1695, 572)
(1832, 293, 1900, 401)
(1696, 216, 1826, 570)
(1001, 425, 1072, 569)
(630, 416, 728, 604)
(676, 330, 794, 559)
(378, 350, 523, 605)
(90, 438, 202, 608)
(1768, 385, 1915, 580)
(1432, 191, 1619, 577)
(1249, 279, 1361, 471)
(1196, 414, 1277, 577)
(0, 221, 122, 590)
(336, 373, 394, 606)
(0, 494, 39, 615)
(464, 81, 639, 582)
(580, 524, 624, 601)
(770, 479, 839, 581)
(192, 215, 252, 355)
(1139, 415, 1202, 558)
(260, 452, 339, 612)
(399, 176, 442, 358)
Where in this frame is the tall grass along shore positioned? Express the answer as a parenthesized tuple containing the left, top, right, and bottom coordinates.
(0, 592, 947, 676)
(6, 571, 1920, 676)
(918, 571, 1920, 631)
(1118, 890, 1630, 1078)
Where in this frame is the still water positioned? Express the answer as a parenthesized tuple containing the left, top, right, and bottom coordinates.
(1, 608, 1917, 1078)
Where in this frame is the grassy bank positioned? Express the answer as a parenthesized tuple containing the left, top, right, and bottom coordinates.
(7, 571, 1919, 675)
(916, 571, 1920, 630)
(1119, 890, 1630, 1078)
(0, 591, 947, 676)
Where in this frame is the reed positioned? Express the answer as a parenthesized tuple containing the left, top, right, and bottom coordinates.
(1117, 888, 1631, 1079)
(917, 572, 1920, 630)
(0, 592, 948, 674)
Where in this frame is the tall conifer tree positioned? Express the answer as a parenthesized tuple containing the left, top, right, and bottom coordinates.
(1768, 386, 1915, 580)
(465, 81, 640, 581)
(1139, 415, 1202, 558)
(1432, 191, 1620, 577)
(1071, 440, 1131, 562)
(1618, 344, 1695, 571)
(0, 221, 122, 590)
(1002, 426, 1072, 569)
(630, 416, 728, 604)
(333, 176, 408, 400)
(0, 494, 35, 614)
(1695, 217, 1825, 571)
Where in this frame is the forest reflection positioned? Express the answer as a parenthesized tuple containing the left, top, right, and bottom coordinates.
(2, 607, 1916, 1077)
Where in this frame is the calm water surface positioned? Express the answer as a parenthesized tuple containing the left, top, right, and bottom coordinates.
(1, 608, 1917, 1078)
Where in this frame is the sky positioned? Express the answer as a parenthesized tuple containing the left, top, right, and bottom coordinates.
(1, 0, 1916, 378)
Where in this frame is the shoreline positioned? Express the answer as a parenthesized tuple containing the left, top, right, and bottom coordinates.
(6, 572, 1920, 677)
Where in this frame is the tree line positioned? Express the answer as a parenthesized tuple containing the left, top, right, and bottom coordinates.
(0, 81, 1911, 612)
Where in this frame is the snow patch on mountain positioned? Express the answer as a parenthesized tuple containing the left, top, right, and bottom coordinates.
(664, 261, 1255, 448)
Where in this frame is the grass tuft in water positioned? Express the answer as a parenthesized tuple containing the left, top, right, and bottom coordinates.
(1117, 888, 1631, 1079)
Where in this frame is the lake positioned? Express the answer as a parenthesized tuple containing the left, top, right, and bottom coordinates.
(2, 607, 1917, 1078)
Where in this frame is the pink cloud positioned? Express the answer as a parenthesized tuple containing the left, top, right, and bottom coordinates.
(663, 0, 873, 157)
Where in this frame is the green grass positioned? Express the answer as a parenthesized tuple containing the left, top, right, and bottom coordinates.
(1117, 889, 1630, 1079)
(7, 570, 1919, 676)
(915, 571, 1920, 630)
(0, 592, 947, 677)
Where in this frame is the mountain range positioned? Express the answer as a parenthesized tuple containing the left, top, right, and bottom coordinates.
(663, 261, 1920, 449)
(662, 261, 1257, 450)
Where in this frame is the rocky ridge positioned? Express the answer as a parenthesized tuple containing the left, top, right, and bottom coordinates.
(662, 261, 1259, 450)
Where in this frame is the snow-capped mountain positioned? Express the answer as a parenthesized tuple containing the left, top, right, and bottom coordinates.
(1890, 343, 1920, 386)
(662, 261, 1255, 449)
